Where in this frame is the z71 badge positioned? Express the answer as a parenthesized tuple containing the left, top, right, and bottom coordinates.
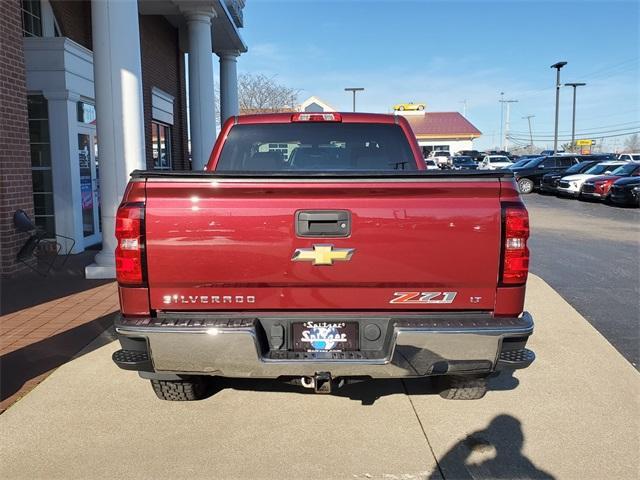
(389, 291, 457, 304)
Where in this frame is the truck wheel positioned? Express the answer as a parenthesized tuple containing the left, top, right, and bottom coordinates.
(398, 105, 405, 111)
(150, 377, 207, 401)
(437, 376, 488, 400)
(518, 178, 534, 194)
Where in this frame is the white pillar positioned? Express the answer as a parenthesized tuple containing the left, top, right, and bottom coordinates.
(218, 50, 239, 124)
(183, 9, 216, 170)
(43, 90, 85, 254)
(86, 0, 146, 279)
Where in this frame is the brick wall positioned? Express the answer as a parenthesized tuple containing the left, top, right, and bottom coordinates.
(139, 15, 189, 171)
(0, 0, 35, 277)
(49, 0, 92, 50)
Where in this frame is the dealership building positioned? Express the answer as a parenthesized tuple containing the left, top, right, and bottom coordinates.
(0, 0, 246, 278)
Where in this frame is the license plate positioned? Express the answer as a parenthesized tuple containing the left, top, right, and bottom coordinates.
(292, 321, 358, 352)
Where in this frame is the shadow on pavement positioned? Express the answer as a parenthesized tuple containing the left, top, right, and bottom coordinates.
(0, 249, 110, 315)
(203, 369, 520, 406)
(431, 414, 555, 480)
(0, 313, 116, 411)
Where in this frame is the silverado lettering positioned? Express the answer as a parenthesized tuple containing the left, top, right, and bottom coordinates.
(113, 112, 535, 401)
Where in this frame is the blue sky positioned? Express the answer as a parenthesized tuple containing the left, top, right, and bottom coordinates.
(237, 0, 639, 151)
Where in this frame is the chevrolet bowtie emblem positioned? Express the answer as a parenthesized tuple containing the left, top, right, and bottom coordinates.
(292, 245, 355, 266)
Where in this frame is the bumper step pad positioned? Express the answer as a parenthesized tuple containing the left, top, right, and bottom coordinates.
(497, 348, 535, 370)
(112, 349, 153, 372)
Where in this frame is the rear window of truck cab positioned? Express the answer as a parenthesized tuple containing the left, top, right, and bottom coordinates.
(215, 123, 417, 171)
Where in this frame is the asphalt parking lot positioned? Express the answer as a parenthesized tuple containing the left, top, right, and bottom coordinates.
(523, 193, 640, 368)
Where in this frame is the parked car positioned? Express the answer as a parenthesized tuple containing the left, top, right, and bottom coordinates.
(478, 155, 513, 170)
(608, 176, 640, 207)
(539, 160, 600, 194)
(512, 155, 582, 194)
(393, 102, 425, 111)
(423, 158, 440, 170)
(429, 150, 451, 168)
(111, 112, 535, 401)
(580, 162, 640, 201)
(451, 156, 478, 170)
(539, 149, 565, 156)
(508, 157, 540, 170)
(617, 153, 640, 161)
(556, 161, 626, 197)
(456, 150, 483, 162)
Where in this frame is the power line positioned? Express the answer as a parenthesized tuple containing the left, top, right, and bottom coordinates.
(510, 120, 640, 136)
(509, 125, 640, 137)
(508, 130, 640, 142)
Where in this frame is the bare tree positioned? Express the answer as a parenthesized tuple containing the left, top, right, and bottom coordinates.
(237, 73, 299, 114)
(623, 133, 639, 152)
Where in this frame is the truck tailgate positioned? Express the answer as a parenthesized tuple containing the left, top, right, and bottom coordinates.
(144, 179, 501, 311)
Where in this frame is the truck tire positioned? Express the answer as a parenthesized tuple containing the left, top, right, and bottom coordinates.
(150, 377, 207, 401)
(437, 376, 488, 400)
(518, 178, 534, 194)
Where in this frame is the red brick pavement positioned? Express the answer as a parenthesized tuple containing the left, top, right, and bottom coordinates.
(0, 282, 119, 412)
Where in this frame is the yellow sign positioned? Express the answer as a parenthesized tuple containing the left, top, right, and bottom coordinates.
(575, 139, 594, 146)
(292, 245, 355, 266)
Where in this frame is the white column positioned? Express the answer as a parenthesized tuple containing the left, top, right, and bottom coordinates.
(218, 50, 240, 124)
(43, 90, 84, 254)
(183, 8, 216, 170)
(86, 0, 146, 279)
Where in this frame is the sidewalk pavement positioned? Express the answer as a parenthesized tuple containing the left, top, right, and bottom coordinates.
(0, 281, 118, 412)
(0, 275, 638, 479)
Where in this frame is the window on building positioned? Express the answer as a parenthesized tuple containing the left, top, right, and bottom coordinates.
(152, 122, 172, 170)
(22, 0, 43, 37)
(27, 95, 55, 235)
(76, 101, 97, 124)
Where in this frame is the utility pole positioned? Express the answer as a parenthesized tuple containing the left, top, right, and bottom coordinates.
(498, 92, 504, 151)
(550, 61, 568, 154)
(564, 82, 586, 148)
(459, 99, 467, 117)
(522, 115, 535, 149)
(344, 87, 364, 112)
(500, 98, 518, 151)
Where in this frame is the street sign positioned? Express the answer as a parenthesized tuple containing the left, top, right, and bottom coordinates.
(575, 139, 594, 146)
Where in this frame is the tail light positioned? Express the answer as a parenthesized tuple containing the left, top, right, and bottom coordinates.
(115, 202, 145, 285)
(501, 203, 530, 285)
(291, 113, 342, 122)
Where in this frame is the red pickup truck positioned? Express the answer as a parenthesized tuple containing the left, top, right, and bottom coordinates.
(112, 112, 534, 401)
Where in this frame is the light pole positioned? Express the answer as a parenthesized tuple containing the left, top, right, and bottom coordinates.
(502, 99, 518, 151)
(565, 82, 586, 148)
(522, 115, 535, 149)
(551, 61, 567, 154)
(498, 92, 504, 150)
(344, 87, 364, 112)
(459, 99, 467, 117)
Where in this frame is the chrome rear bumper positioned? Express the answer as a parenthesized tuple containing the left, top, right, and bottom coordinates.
(115, 312, 534, 378)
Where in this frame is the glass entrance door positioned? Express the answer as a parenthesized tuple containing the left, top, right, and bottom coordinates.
(77, 128, 101, 246)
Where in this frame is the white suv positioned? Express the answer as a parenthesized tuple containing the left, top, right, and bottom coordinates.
(556, 161, 626, 197)
(429, 150, 451, 167)
(478, 155, 513, 170)
(617, 153, 640, 161)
